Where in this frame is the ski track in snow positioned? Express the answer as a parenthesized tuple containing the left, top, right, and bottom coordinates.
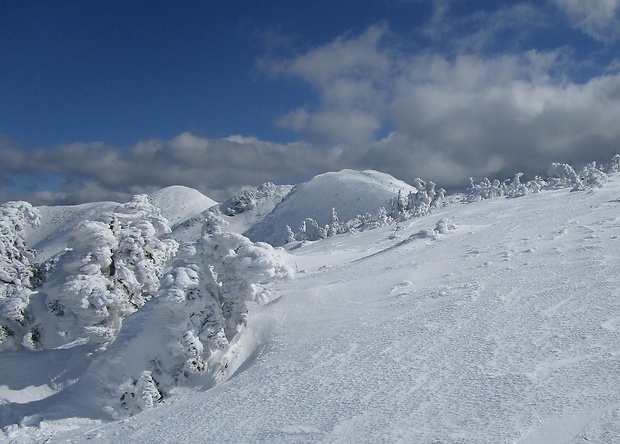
(4, 178, 620, 443)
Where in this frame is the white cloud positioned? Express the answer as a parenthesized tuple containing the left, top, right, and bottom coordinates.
(263, 25, 620, 187)
(0, 134, 358, 205)
(551, 0, 620, 42)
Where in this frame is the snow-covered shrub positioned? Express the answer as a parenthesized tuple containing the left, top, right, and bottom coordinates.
(328, 208, 344, 237)
(93, 230, 293, 417)
(201, 231, 293, 336)
(578, 162, 608, 188)
(465, 156, 620, 205)
(546, 163, 583, 190)
(466, 172, 545, 201)
(408, 179, 445, 217)
(0, 201, 41, 350)
(0, 201, 40, 289)
(41, 195, 178, 349)
(119, 371, 163, 417)
(390, 180, 446, 219)
(605, 154, 620, 173)
(295, 218, 327, 242)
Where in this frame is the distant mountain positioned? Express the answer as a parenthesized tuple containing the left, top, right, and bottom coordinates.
(218, 182, 294, 233)
(147, 185, 217, 228)
(244, 169, 417, 246)
(170, 182, 293, 243)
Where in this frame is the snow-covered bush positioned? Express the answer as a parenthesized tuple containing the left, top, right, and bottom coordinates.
(41, 195, 177, 349)
(295, 218, 328, 242)
(605, 154, 620, 173)
(465, 172, 545, 201)
(578, 162, 608, 188)
(546, 163, 584, 190)
(94, 230, 293, 417)
(0, 201, 41, 350)
(465, 155, 618, 205)
(119, 371, 163, 416)
(0, 202, 40, 287)
(435, 219, 456, 235)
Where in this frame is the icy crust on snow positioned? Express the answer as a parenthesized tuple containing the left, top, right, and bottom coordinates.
(147, 185, 217, 228)
(245, 169, 417, 246)
(19, 172, 620, 444)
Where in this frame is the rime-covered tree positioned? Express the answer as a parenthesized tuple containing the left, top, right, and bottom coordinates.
(100, 230, 293, 417)
(41, 195, 177, 349)
(0, 201, 41, 350)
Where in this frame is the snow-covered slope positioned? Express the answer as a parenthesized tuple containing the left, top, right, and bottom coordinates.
(6, 172, 620, 443)
(24, 202, 120, 260)
(218, 182, 293, 234)
(245, 169, 416, 246)
(170, 183, 293, 243)
(23, 187, 216, 260)
(148, 185, 217, 228)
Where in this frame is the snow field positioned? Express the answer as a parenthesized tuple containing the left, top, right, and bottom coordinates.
(22, 175, 620, 443)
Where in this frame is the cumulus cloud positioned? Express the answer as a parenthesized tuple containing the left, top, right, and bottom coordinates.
(262, 24, 620, 189)
(551, 0, 620, 42)
(268, 25, 392, 144)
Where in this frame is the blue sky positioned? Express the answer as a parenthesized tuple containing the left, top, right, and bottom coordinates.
(1, 0, 620, 204)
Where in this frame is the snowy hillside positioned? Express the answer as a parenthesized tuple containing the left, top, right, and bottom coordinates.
(2, 160, 620, 443)
(23, 187, 216, 260)
(245, 169, 418, 246)
(24, 202, 120, 261)
(218, 182, 294, 234)
(170, 182, 293, 243)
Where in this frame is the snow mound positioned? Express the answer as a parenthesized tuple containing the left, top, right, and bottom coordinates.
(245, 169, 417, 246)
(148, 186, 217, 228)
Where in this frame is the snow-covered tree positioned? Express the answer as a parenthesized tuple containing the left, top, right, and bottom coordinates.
(546, 163, 583, 190)
(328, 208, 343, 237)
(294, 218, 327, 242)
(41, 195, 177, 349)
(284, 225, 296, 244)
(0, 201, 41, 350)
(101, 230, 293, 417)
(0, 201, 40, 289)
(578, 162, 607, 188)
(605, 154, 620, 173)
